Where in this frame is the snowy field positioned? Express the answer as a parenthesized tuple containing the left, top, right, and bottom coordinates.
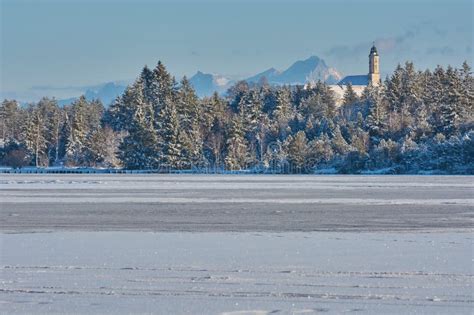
(1, 175, 473, 314)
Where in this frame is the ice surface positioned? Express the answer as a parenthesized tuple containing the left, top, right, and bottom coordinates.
(1, 232, 472, 314)
(1, 175, 472, 314)
(1, 174, 472, 232)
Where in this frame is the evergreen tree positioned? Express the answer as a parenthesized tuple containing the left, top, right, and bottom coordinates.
(342, 82, 359, 106)
(225, 115, 248, 170)
(459, 61, 474, 122)
(301, 93, 327, 120)
(65, 96, 89, 166)
(176, 76, 200, 130)
(1, 59, 473, 174)
(202, 92, 227, 167)
(0, 100, 22, 142)
(273, 87, 292, 140)
(439, 66, 462, 136)
(331, 125, 351, 155)
(150, 61, 175, 126)
(140, 65, 155, 105)
(287, 131, 308, 172)
(119, 85, 159, 169)
(307, 134, 334, 166)
(364, 85, 387, 141)
(158, 99, 184, 170)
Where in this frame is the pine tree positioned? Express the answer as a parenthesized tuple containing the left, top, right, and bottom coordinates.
(364, 85, 387, 141)
(118, 82, 159, 170)
(0, 100, 22, 142)
(150, 61, 175, 128)
(176, 76, 200, 130)
(273, 87, 292, 140)
(459, 62, 474, 122)
(65, 96, 89, 166)
(176, 76, 204, 168)
(287, 131, 308, 172)
(140, 65, 154, 105)
(301, 93, 327, 120)
(331, 125, 351, 155)
(307, 133, 334, 165)
(2, 58, 473, 174)
(386, 64, 404, 112)
(439, 66, 462, 136)
(238, 89, 262, 132)
(105, 95, 125, 131)
(158, 99, 184, 170)
(342, 82, 359, 106)
(274, 87, 292, 121)
(225, 115, 248, 170)
(202, 92, 227, 168)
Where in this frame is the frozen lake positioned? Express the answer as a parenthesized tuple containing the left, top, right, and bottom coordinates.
(1, 174, 473, 232)
(1, 175, 473, 314)
(1, 232, 472, 314)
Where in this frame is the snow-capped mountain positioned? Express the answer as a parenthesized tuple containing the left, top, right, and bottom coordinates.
(190, 56, 342, 97)
(55, 56, 342, 103)
(248, 56, 342, 86)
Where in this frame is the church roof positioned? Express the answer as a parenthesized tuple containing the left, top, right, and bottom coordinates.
(337, 75, 369, 86)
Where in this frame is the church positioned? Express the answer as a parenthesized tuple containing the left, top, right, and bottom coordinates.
(328, 44, 381, 105)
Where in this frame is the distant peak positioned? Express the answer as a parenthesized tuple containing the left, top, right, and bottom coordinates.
(191, 71, 215, 80)
(305, 55, 320, 62)
(301, 55, 326, 66)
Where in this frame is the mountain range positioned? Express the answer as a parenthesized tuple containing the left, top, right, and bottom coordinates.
(57, 82, 127, 107)
(57, 55, 342, 105)
(190, 55, 342, 98)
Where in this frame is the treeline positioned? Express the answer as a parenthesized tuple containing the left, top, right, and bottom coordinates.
(1, 61, 473, 174)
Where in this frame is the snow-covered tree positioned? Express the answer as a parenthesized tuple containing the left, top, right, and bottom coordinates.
(225, 115, 249, 170)
(119, 92, 159, 170)
(158, 99, 184, 170)
(342, 82, 359, 106)
(65, 96, 89, 166)
(287, 131, 308, 172)
(24, 106, 48, 167)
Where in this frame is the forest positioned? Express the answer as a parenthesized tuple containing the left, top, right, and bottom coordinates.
(1, 61, 473, 174)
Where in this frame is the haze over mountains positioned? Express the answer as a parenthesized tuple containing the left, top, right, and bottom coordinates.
(56, 55, 342, 105)
(190, 55, 342, 98)
(57, 82, 127, 107)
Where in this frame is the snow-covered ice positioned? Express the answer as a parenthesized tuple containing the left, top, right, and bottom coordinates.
(0, 174, 472, 314)
(1, 174, 473, 232)
(1, 232, 472, 314)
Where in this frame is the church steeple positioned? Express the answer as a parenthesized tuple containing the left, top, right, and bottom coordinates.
(368, 43, 380, 86)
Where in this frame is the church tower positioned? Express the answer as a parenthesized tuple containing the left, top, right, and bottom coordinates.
(368, 44, 380, 86)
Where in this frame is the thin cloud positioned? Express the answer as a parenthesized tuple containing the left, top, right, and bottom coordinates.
(426, 46, 455, 56)
(324, 30, 415, 60)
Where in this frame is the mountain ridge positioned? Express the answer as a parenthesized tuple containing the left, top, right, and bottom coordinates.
(56, 55, 342, 105)
(190, 55, 342, 97)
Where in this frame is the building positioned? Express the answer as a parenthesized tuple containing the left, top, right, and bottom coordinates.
(328, 44, 381, 105)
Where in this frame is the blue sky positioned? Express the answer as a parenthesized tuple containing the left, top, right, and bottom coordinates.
(1, 0, 472, 101)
